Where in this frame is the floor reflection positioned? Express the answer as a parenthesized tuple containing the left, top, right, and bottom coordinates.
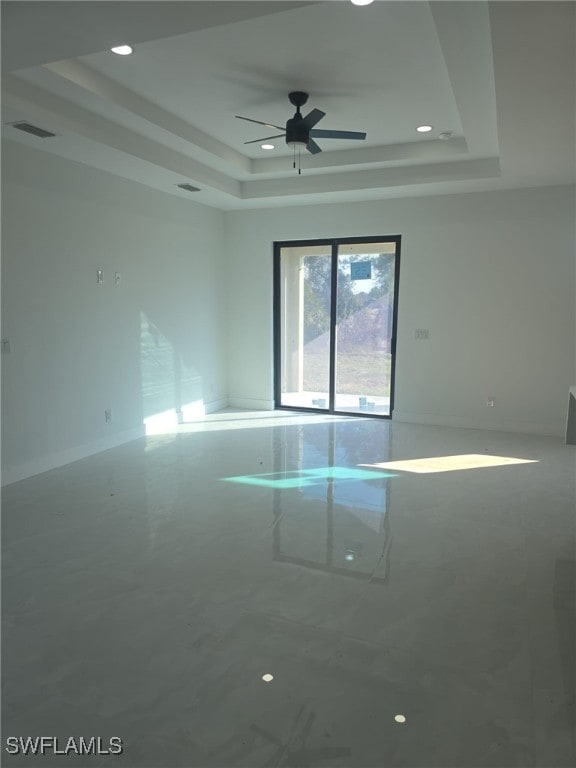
(272, 421, 393, 584)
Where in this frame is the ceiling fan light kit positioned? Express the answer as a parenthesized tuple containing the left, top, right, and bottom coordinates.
(236, 91, 367, 174)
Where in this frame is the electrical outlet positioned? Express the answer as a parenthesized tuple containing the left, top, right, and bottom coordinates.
(115, 272, 121, 285)
(105, 408, 112, 422)
(97, 269, 104, 285)
(1, 339, 10, 354)
(415, 328, 429, 340)
(486, 398, 495, 408)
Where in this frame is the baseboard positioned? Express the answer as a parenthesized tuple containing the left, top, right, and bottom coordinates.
(1, 426, 146, 487)
(393, 410, 564, 437)
(227, 397, 275, 411)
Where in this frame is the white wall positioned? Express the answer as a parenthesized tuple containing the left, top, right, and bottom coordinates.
(1, 141, 227, 484)
(224, 186, 575, 435)
(2, 143, 573, 487)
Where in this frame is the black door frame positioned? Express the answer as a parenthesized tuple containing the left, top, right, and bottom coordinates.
(273, 235, 401, 419)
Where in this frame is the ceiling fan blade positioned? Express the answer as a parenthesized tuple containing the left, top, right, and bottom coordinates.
(243, 134, 285, 144)
(310, 129, 367, 140)
(306, 138, 322, 155)
(302, 108, 326, 129)
(235, 115, 285, 131)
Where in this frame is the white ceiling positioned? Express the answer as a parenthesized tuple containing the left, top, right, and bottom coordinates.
(2, 1, 574, 210)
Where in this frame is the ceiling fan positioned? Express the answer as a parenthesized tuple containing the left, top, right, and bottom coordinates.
(236, 91, 367, 172)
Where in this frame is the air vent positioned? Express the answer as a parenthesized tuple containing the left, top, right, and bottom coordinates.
(12, 122, 56, 139)
(177, 183, 201, 192)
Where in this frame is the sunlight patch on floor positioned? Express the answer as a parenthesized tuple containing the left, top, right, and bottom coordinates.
(360, 454, 538, 474)
(144, 401, 206, 435)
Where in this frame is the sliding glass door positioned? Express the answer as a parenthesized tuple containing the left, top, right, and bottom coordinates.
(274, 236, 400, 417)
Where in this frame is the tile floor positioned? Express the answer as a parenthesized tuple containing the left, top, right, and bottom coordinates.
(2, 410, 575, 767)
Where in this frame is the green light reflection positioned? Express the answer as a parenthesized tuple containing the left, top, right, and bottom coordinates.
(222, 466, 397, 489)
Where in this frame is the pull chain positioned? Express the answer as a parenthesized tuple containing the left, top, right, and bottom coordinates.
(291, 145, 303, 174)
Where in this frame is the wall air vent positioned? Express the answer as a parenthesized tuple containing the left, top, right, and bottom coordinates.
(177, 183, 201, 192)
(12, 122, 56, 139)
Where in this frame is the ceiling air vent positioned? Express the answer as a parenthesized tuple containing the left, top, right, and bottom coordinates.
(12, 122, 56, 139)
(177, 183, 201, 192)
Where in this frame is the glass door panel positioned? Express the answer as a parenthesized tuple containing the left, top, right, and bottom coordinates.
(275, 236, 400, 418)
(334, 242, 397, 415)
(277, 244, 332, 410)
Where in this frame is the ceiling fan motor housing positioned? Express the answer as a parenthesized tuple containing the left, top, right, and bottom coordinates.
(286, 116, 309, 146)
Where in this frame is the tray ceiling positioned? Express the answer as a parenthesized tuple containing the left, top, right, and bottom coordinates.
(2, 1, 574, 209)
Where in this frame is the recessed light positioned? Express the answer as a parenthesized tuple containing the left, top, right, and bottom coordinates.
(351, 0, 374, 5)
(110, 45, 133, 55)
(416, 125, 433, 133)
(261, 143, 275, 150)
(262, 674, 274, 682)
(394, 714, 407, 723)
